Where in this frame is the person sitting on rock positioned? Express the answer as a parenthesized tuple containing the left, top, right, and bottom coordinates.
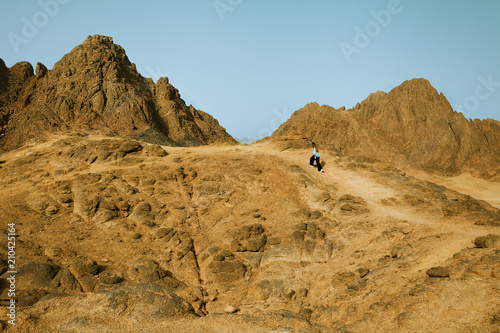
(309, 142, 324, 173)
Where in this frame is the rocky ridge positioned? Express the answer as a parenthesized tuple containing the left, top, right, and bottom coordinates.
(271, 79, 500, 181)
(1, 33, 500, 333)
(0, 35, 236, 151)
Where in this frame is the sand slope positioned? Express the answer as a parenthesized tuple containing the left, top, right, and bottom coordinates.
(0, 136, 499, 332)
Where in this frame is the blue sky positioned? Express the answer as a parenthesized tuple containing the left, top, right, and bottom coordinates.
(1, 0, 499, 140)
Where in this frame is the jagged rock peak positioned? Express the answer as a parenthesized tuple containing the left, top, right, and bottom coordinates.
(0, 35, 236, 150)
(271, 78, 500, 180)
(83, 34, 115, 46)
(398, 77, 433, 89)
(0, 60, 8, 95)
(35, 62, 48, 77)
(53, 34, 136, 79)
(9, 61, 34, 83)
(391, 78, 443, 100)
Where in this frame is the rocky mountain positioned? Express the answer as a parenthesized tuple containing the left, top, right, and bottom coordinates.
(1, 36, 500, 332)
(271, 79, 500, 181)
(0, 35, 236, 151)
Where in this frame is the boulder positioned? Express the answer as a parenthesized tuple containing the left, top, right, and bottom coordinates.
(208, 260, 247, 284)
(106, 283, 196, 318)
(127, 259, 167, 283)
(426, 266, 451, 278)
(69, 260, 99, 278)
(474, 234, 500, 249)
(16, 262, 60, 290)
(232, 224, 267, 252)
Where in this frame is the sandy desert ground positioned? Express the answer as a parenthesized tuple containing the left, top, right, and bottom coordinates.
(0, 135, 499, 332)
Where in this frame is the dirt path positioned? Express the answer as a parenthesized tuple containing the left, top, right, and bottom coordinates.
(272, 147, 500, 275)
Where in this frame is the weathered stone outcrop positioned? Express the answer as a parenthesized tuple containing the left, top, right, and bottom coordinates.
(271, 79, 500, 180)
(0, 35, 236, 150)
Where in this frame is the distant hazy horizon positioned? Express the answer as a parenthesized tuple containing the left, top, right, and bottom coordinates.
(2, 0, 499, 140)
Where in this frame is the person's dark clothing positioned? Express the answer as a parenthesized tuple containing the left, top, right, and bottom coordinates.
(310, 155, 322, 172)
